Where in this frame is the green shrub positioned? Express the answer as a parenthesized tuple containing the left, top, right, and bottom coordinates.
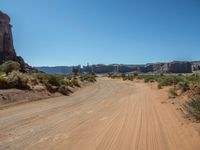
(157, 84, 162, 89)
(168, 87, 177, 98)
(72, 67, 79, 76)
(47, 75, 61, 86)
(32, 73, 49, 84)
(8, 71, 30, 90)
(58, 85, 70, 95)
(144, 76, 156, 83)
(0, 76, 10, 89)
(186, 96, 200, 120)
(134, 73, 138, 77)
(80, 74, 96, 83)
(121, 73, 126, 78)
(0, 61, 20, 74)
(178, 81, 190, 93)
(45, 83, 58, 93)
(71, 79, 80, 87)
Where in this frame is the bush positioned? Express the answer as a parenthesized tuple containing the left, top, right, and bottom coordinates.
(58, 85, 70, 95)
(48, 75, 62, 86)
(157, 84, 162, 89)
(8, 71, 30, 90)
(0, 76, 10, 89)
(72, 67, 79, 76)
(121, 73, 126, 78)
(45, 83, 58, 93)
(168, 87, 177, 98)
(122, 75, 132, 81)
(178, 81, 190, 93)
(144, 76, 156, 83)
(134, 73, 138, 77)
(186, 96, 200, 120)
(80, 74, 96, 82)
(0, 61, 20, 74)
(71, 79, 80, 87)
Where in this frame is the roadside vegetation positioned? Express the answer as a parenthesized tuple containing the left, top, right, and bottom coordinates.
(0, 61, 96, 96)
(108, 72, 200, 120)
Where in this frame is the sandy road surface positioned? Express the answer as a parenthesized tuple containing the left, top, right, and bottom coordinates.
(0, 78, 200, 150)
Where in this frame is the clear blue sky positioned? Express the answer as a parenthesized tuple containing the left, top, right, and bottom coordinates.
(1, 0, 200, 66)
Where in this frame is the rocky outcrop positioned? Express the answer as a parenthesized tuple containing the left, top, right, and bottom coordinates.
(81, 61, 192, 74)
(35, 66, 79, 74)
(192, 61, 200, 71)
(161, 61, 192, 73)
(0, 11, 36, 72)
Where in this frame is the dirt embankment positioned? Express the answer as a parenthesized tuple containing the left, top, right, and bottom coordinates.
(0, 81, 90, 109)
(0, 78, 200, 150)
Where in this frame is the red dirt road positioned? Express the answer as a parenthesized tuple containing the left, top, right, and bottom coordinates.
(0, 78, 200, 150)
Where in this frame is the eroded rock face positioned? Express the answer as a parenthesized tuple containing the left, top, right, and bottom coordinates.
(192, 62, 200, 71)
(161, 61, 192, 73)
(0, 11, 36, 72)
(0, 12, 16, 60)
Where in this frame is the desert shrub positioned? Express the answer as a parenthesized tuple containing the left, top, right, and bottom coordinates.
(190, 84, 200, 95)
(168, 87, 177, 98)
(126, 75, 134, 81)
(67, 75, 72, 80)
(136, 75, 143, 80)
(0, 61, 20, 74)
(121, 73, 126, 78)
(144, 76, 156, 83)
(0, 76, 10, 89)
(157, 84, 162, 89)
(58, 85, 70, 95)
(178, 81, 190, 93)
(71, 78, 80, 87)
(8, 71, 30, 90)
(157, 78, 168, 86)
(157, 75, 184, 87)
(45, 83, 58, 93)
(160, 73, 164, 77)
(134, 73, 138, 77)
(32, 73, 49, 84)
(72, 67, 79, 76)
(33, 73, 67, 87)
(186, 74, 200, 84)
(0, 71, 4, 76)
(122, 75, 131, 81)
(79, 74, 96, 82)
(186, 96, 200, 120)
(47, 75, 62, 86)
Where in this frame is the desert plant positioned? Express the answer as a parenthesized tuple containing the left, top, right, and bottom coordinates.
(0, 76, 10, 89)
(157, 84, 162, 89)
(121, 73, 126, 78)
(58, 85, 70, 95)
(71, 78, 80, 87)
(72, 67, 79, 76)
(168, 87, 177, 98)
(186, 96, 200, 120)
(134, 73, 138, 77)
(47, 75, 62, 86)
(169, 87, 178, 97)
(178, 81, 190, 93)
(0, 61, 20, 74)
(8, 71, 30, 90)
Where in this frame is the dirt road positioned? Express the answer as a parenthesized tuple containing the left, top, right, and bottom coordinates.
(0, 78, 200, 150)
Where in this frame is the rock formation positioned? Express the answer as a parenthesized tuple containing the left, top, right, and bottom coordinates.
(0, 11, 36, 72)
(81, 61, 192, 74)
(161, 61, 192, 73)
(192, 61, 200, 71)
